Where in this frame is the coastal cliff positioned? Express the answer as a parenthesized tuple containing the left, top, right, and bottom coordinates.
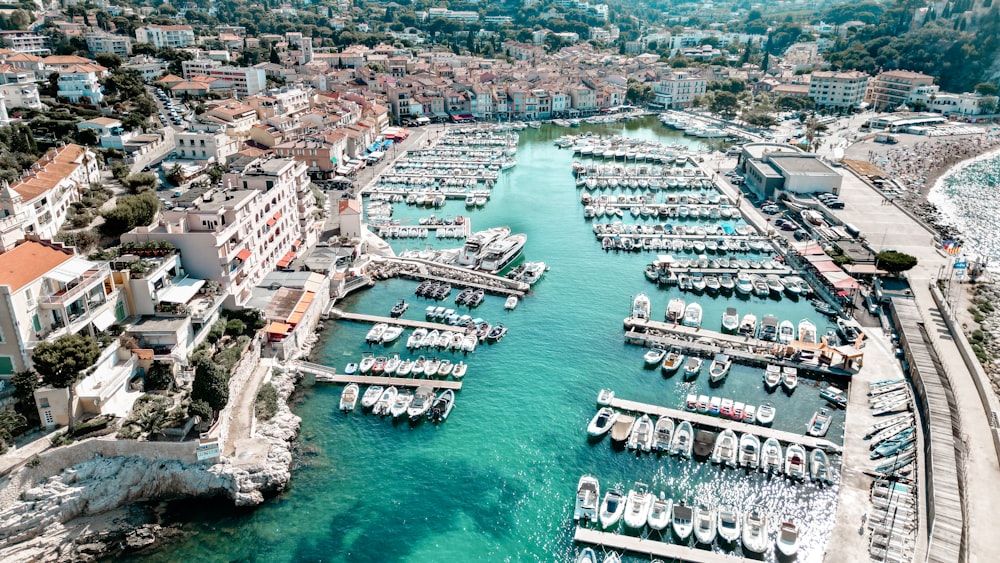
(0, 368, 301, 562)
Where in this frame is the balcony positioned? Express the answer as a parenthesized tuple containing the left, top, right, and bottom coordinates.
(38, 264, 112, 308)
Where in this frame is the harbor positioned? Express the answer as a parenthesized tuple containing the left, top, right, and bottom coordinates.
(573, 528, 748, 562)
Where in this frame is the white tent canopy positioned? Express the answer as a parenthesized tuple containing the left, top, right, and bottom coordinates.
(158, 277, 205, 304)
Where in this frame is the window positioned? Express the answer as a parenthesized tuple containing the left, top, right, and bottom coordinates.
(0, 356, 13, 375)
(32, 313, 41, 333)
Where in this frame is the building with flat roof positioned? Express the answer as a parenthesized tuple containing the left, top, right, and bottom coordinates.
(135, 24, 195, 49)
(865, 70, 935, 111)
(85, 32, 133, 58)
(738, 143, 842, 200)
(809, 70, 868, 109)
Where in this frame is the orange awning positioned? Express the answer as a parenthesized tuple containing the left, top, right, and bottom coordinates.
(291, 239, 301, 249)
(266, 218, 277, 227)
(273, 211, 283, 220)
(266, 321, 291, 335)
(236, 249, 252, 261)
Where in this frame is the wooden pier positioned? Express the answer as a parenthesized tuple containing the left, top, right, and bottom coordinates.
(328, 309, 473, 332)
(296, 361, 463, 390)
(376, 256, 528, 297)
(573, 527, 747, 562)
(607, 396, 841, 452)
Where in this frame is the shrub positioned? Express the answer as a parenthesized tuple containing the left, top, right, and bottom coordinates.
(70, 414, 113, 437)
(225, 319, 245, 336)
(144, 361, 174, 391)
(116, 425, 140, 439)
(189, 399, 213, 422)
(255, 383, 278, 420)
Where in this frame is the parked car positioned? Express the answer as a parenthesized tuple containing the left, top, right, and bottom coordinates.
(762, 204, 781, 214)
(827, 201, 845, 209)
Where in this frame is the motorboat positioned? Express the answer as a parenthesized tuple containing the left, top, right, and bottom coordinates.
(601, 552, 621, 563)
(587, 407, 618, 437)
(632, 292, 651, 319)
(671, 502, 694, 541)
(757, 401, 776, 425)
(452, 361, 467, 379)
(644, 347, 667, 368)
(456, 226, 510, 267)
(682, 302, 703, 327)
(478, 233, 527, 274)
(486, 323, 508, 342)
(670, 420, 694, 457)
(765, 275, 784, 296)
(719, 273, 735, 292)
(717, 505, 741, 544)
(751, 275, 770, 297)
(837, 317, 863, 343)
(389, 390, 413, 418)
(682, 356, 703, 379)
(735, 271, 753, 295)
(738, 313, 757, 337)
(720, 398, 734, 418)
(660, 348, 685, 375)
(407, 386, 435, 422)
(575, 547, 597, 563)
(339, 383, 359, 412)
(785, 444, 808, 480)
(783, 277, 802, 297)
(383, 354, 401, 375)
(390, 299, 408, 317)
(623, 482, 653, 528)
(778, 320, 795, 344)
(423, 330, 440, 350)
(810, 448, 832, 484)
(738, 433, 760, 468)
(763, 364, 782, 391)
(711, 429, 738, 467)
(520, 261, 547, 285)
(759, 315, 778, 342)
(798, 318, 818, 343)
(424, 357, 441, 377)
(665, 297, 685, 322)
(610, 414, 635, 443)
(365, 322, 388, 343)
(709, 396, 721, 415)
(371, 356, 387, 375)
(407, 328, 428, 349)
(647, 492, 672, 531)
(708, 354, 731, 383)
(504, 295, 518, 310)
(782, 366, 798, 393)
(372, 386, 398, 416)
(428, 389, 455, 422)
(721, 307, 739, 333)
(807, 408, 833, 437)
(437, 359, 454, 378)
(599, 488, 626, 529)
(575, 475, 600, 522)
(652, 416, 674, 452)
(686, 393, 698, 410)
(461, 333, 478, 353)
(361, 385, 383, 409)
(761, 437, 783, 474)
(359, 352, 376, 374)
(693, 504, 717, 545)
(776, 521, 801, 557)
(627, 414, 654, 452)
(743, 404, 756, 424)
(742, 506, 769, 555)
(697, 395, 710, 413)
(597, 388, 615, 406)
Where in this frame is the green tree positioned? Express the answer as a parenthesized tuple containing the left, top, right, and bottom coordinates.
(876, 251, 918, 274)
(803, 115, 828, 152)
(31, 334, 101, 431)
(191, 358, 229, 411)
(974, 82, 998, 96)
(11, 370, 41, 427)
(94, 53, 123, 70)
(0, 410, 27, 452)
(101, 192, 159, 236)
(710, 91, 739, 119)
(144, 361, 174, 391)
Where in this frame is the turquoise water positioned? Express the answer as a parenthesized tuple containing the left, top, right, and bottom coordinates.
(928, 150, 1000, 267)
(135, 117, 843, 562)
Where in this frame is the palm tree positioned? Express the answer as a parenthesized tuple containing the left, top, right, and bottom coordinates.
(803, 115, 828, 152)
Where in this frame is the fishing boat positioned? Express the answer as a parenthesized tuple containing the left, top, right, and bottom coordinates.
(665, 297, 685, 322)
(807, 408, 833, 437)
(456, 226, 510, 267)
(407, 328, 428, 349)
(390, 299, 408, 317)
(763, 364, 782, 391)
(597, 388, 615, 406)
(693, 504, 717, 545)
(623, 482, 653, 528)
(785, 444, 808, 480)
(407, 386, 435, 422)
(344, 362, 358, 375)
(717, 505, 741, 544)
(738, 313, 757, 337)
(652, 417, 675, 452)
(365, 322, 388, 343)
(339, 383, 359, 412)
(660, 348, 685, 375)
(428, 389, 455, 422)
(389, 390, 413, 418)
(587, 407, 618, 437)
(575, 475, 600, 521)
(632, 292, 651, 319)
(735, 271, 753, 295)
(708, 353, 731, 383)
(575, 548, 597, 563)
(372, 386, 397, 416)
(599, 488, 626, 529)
(776, 521, 801, 557)
(682, 302, 703, 327)
(682, 356, 703, 379)
(359, 352, 376, 374)
(711, 429, 738, 467)
(721, 307, 739, 333)
(644, 347, 667, 368)
(761, 437, 783, 474)
(610, 414, 635, 443)
(361, 386, 383, 409)
(810, 449, 832, 484)
(486, 323, 508, 342)
(670, 420, 694, 457)
(738, 433, 760, 468)
(504, 295, 518, 310)
(383, 354, 401, 375)
(798, 318, 818, 343)
(478, 233, 527, 274)
(627, 414, 655, 452)
(757, 402, 776, 425)
(778, 320, 795, 344)
(672, 502, 694, 541)
(647, 492, 672, 531)
(742, 506, 769, 555)
(782, 366, 798, 393)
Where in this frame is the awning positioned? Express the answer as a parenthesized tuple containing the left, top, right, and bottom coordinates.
(46, 257, 97, 283)
(159, 277, 206, 303)
(266, 321, 291, 335)
(266, 218, 277, 226)
(273, 211, 282, 220)
(276, 251, 296, 269)
(291, 239, 301, 249)
(92, 309, 116, 332)
(236, 249, 252, 261)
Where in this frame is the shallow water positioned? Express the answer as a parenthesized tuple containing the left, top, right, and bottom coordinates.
(928, 150, 1000, 268)
(132, 117, 842, 563)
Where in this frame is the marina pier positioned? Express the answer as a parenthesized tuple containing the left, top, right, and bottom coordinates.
(328, 309, 476, 332)
(368, 256, 529, 297)
(295, 361, 463, 390)
(573, 528, 747, 562)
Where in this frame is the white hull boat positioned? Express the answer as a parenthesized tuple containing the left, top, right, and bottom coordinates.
(452, 361, 468, 379)
(717, 505, 741, 544)
(407, 386, 435, 422)
(693, 504, 717, 545)
(381, 325, 404, 344)
(785, 444, 808, 480)
(361, 385, 383, 409)
(339, 383, 359, 412)
(587, 407, 618, 437)
(711, 429, 738, 467)
(647, 492, 672, 531)
(776, 521, 801, 557)
(761, 437, 783, 474)
(708, 353, 731, 383)
(757, 401, 776, 425)
(575, 475, 600, 522)
(651, 416, 674, 452)
(623, 483, 653, 529)
(742, 506, 769, 555)
(428, 389, 455, 422)
(644, 347, 667, 367)
(389, 390, 413, 418)
(670, 420, 694, 457)
(672, 502, 694, 541)
(372, 386, 398, 416)
(627, 414, 654, 452)
(632, 292, 651, 319)
(599, 489, 626, 529)
(738, 433, 760, 468)
(682, 302, 703, 327)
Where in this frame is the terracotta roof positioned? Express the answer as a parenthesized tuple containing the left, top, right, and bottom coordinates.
(338, 199, 361, 214)
(10, 144, 89, 201)
(6, 53, 42, 62)
(43, 55, 95, 65)
(171, 81, 211, 91)
(155, 74, 184, 84)
(0, 240, 75, 292)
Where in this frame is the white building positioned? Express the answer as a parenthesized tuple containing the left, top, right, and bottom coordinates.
(0, 64, 42, 110)
(808, 70, 869, 109)
(653, 71, 706, 108)
(0, 31, 51, 56)
(122, 57, 168, 82)
(57, 64, 104, 104)
(908, 85, 999, 117)
(85, 33, 133, 58)
(135, 25, 196, 49)
(181, 58, 222, 79)
(174, 124, 240, 164)
(200, 66, 267, 97)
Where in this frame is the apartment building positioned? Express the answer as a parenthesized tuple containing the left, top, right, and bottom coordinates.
(181, 58, 222, 79)
(653, 71, 706, 108)
(135, 24, 196, 49)
(175, 124, 241, 164)
(567, 83, 597, 114)
(808, 70, 869, 109)
(273, 135, 346, 176)
(203, 101, 259, 133)
(122, 57, 168, 82)
(246, 87, 311, 119)
(0, 31, 51, 56)
(865, 70, 935, 111)
(57, 64, 105, 104)
(85, 32, 133, 57)
(0, 63, 42, 110)
(908, 85, 998, 116)
(200, 66, 267, 97)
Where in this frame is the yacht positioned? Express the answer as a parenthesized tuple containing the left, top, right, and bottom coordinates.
(742, 506, 769, 555)
(623, 483, 653, 529)
(693, 504, 717, 545)
(632, 292, 651, 320)
(519, 261, 547, 284)
(682, 302, 703, 327)
(665, 297, 685, 322)
(575, 475, 600, 522)
(478, 233, 527, 274)
(708, 353, 731, 383)
(599, 488, 626, 529)
(456, 226, 510, 267)
(721, 307, 739, 333)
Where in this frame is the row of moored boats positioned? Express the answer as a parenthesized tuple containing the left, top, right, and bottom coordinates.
(339, 383, 455, 423)
(347, 352, 469, 379)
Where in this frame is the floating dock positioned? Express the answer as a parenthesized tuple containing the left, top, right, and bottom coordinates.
(573, 527, 747, 562)
(328, 309, 474, 332)
(296, 361, 463, 390)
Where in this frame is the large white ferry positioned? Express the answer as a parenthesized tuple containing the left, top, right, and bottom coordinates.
(455, 226, 510, 267)
(477, 233, 527, 274)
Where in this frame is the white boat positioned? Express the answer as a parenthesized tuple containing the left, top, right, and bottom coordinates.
(424, 357, 441, 377)
(735, 271, 753, 295)
(610, 414, 635, 443)
(651, 416, 674, 452)
(808, 408, 832, 438)
(742, 506, 769, 555)
(738, 313, 757, 337)
(776, 521, 801, 557)
(743, 404, 756, 424)
(407, 328, 427, 348)
(810, 448, 832, 484)
(623, 482, 653, 529)
(372, 386, 398, 416)
(632, 292, 651, 319)
(599, 488, 626, 529)
(339, 383, 359, 412)
(665, 297, 685, 322)
(761, 437, 783, 474)
(361, 385, 383, 409)
(672, 502, 694, 541)
(365, 322, 388, 343)
(504, 295, 518, 310)
(738, 433, 760, 468)
(597, 388, 615, 406)
(389, 390, 413, 418)
(627, 414, 654, 452)
(456, 226, 510, 267)
(575, 475, 600, 522)
(428, 389, 455, 422)
(660, 348, 685, 375)
(437, 359, 453, 378)
(601, 552, 620, 563)
(359, 352, 376, 374)
(520, 261, 547, 284)
(461, 333, 478, 353)
(407, 386, 435, 421)
(452, 361, 467, 379)
(782, 366, 798, 393)
(717, 505, 741, 544)
(693, 504, 717, 545)
(644, 347, 667, 367)
(757, 401, 776, 425)
(798, 318, 817, 343)
(721, 307, 739, 333)
(708, 353, 731, 383)
(763, 364, 782, 391)
(411, 355, 425, 376)
(423, 330, 440, 350)
(682, 356, 702, 379)
(575, 547, 597, 563)
(647, 492, 672, 531)
(785, 444, 808, 480)
(711, 429, 738, 467)
(587, 407, 618, 437)
(670, 420, 694, 457)
(778, 320, 795, 344)
(478, 233, 527, 274)
(682, 302, 702, 327)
